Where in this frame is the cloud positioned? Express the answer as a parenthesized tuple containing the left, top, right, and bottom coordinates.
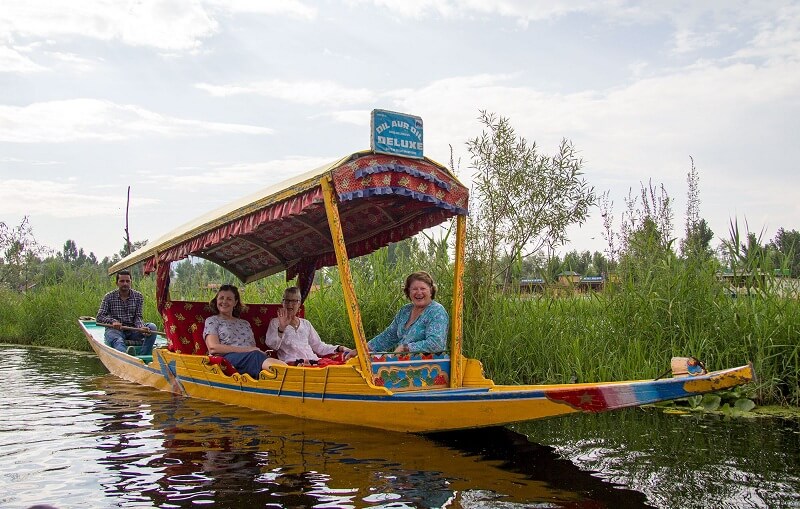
(349, 1, 793, 55)
(137, 155, 336, 190)
(316, 109, 370, 125)
(196, 80, 376, 106)
(0, 46, 46, 73)
(344, 0, 646, 23)
(0, 0, 219, 52)
(671, 28, 723, 54)
(1, 0, 317, 58)
(206, 0, 317, 18)
(0, 179, 157, 218)
(733, 3, 800, 62)
(0, 156, 61, 165)
(0, 99, 274, 143)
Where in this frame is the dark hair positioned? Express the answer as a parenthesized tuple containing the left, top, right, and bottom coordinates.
(115, 270, 132, 282)
(404, 271, 437, 299)
(210, 284, 242, 317)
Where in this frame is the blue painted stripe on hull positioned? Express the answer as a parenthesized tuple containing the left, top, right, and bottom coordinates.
(177, 374, 550, 403)
(631, 379, 693, 403)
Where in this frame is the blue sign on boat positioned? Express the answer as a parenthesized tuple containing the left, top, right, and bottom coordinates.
(371, 109, 423, 159)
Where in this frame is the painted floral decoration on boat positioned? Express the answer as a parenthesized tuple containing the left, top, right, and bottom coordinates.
(370, 352, 450, 390)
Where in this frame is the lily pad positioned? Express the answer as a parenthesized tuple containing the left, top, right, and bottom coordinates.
(701, 394, 721, 412)
(734, 398, 756, 412)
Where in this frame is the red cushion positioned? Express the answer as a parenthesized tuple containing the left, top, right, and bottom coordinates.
(294, 352, 346, 368)
(192, 325, 209, 355)
(162, 301, 210, 354)
(207, 355, 238, 376)
(162, 300, 302, 355)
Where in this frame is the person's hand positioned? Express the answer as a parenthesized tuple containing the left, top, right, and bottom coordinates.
(139, 326, 151, 334)
(112, 321, 122, 330)
(276, 307, 290, 330)
(394, 344, 410, 353)
(344, 349, 357, 360)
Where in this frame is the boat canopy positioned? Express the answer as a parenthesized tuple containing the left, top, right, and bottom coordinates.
(110, 150, 469, 283)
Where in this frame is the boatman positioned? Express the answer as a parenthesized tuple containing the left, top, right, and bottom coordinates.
(96, 270, 157, 356)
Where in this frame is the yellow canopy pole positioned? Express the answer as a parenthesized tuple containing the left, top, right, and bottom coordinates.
(449, 214, 466, 388)
(320, 175, 374, 381)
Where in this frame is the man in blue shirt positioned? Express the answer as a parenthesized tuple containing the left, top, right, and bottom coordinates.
(96, 270, 157, 355)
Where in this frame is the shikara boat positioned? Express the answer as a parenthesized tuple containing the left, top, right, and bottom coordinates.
(81, 149, 754, 433)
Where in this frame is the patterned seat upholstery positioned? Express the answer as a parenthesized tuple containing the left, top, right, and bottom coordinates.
(161, 300, 301, 355)
(369, 352, 451, 391)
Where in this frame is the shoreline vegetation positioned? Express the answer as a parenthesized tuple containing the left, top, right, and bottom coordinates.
(0, 240, 798, 408)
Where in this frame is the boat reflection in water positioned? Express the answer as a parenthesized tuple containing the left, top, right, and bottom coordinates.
(89, 375, 653, 508)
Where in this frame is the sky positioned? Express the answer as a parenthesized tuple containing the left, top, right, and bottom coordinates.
(1, 0, 798, 262)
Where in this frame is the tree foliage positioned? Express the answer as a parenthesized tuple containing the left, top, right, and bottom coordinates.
(767, 228, 800, 277)
(0, 217, 50, 291)
(464, 111, 596, 303)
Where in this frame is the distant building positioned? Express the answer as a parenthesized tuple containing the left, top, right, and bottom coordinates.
(519, 273, 606, 295)
(557, 271, 581, 285)
(718, 268, 795, 297)
(520, 278, 546, 294)
(577, 275, 605, 293)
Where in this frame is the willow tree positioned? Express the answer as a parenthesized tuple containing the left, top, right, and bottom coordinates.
(464, 111, 596, 305)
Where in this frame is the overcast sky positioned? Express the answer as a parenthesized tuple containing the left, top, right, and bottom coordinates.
(1, 0, 798, 262)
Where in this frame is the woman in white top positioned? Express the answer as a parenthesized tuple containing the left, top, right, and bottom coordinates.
(264, 287, 350, 365)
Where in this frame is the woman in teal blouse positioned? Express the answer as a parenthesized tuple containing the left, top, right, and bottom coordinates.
(366, 271, 449, 353)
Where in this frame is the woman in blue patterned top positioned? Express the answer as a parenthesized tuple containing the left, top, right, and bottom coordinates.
(362, 271, 449, 354)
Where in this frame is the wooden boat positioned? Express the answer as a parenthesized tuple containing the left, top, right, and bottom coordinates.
(82, 149, 754, 433)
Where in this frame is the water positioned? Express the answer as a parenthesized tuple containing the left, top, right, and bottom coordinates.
(1, 346, 797, 509)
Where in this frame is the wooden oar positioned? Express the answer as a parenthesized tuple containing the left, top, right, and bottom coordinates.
(96, 322, 167, 337)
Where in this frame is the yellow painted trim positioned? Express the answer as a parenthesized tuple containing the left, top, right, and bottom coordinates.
(449, 214, 466, 387)
(320, 175, 374, 383)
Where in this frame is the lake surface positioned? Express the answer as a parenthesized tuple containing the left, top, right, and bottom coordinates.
(1, 345, 797, 508)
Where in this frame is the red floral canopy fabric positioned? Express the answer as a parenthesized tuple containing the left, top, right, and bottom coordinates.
(123, 152, 468, 308)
